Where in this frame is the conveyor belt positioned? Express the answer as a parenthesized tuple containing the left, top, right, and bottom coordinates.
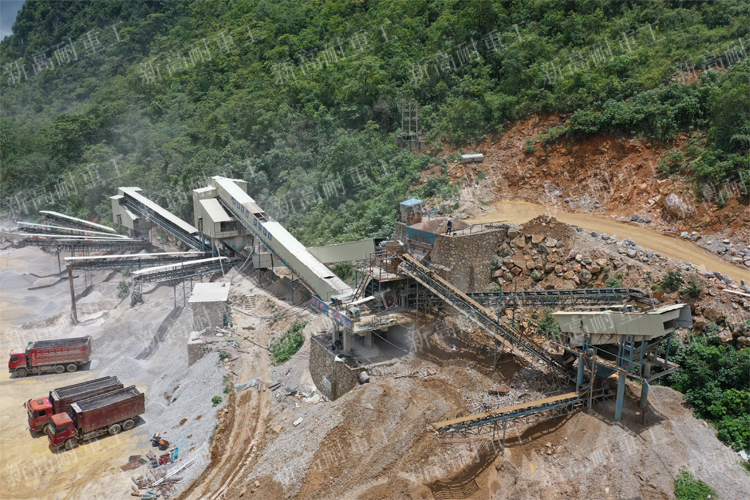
(132, 257, 233, 284)
(18, 222, 129, 239)
(398, 254, 575, 382)
(40, 210, 117, 233)
(0, 231, 150, 252)
(65, 252, 210, 270)
(431, 388, 612, 437)
(119, 189, 205, 251)
(468, 287, 650, 308)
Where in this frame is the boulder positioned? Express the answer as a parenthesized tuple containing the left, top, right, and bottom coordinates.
(507, 228, 520, 239)
(531, 270, 544, 282)
(622, 237, 636, 247)
(497, 242, 514, 257)
(545, 264, 556, 274)
(567, 249, 578, 261)
(512, 235, 526, 248)
(693, 320, 708, 333)
(703, 307, 726, 323)
(718, 329, 733, 344)
(531, 234, 544, 245)
(596, 259, 608, 268)
(537, 244, 550, 255)
(590, 265, 601, 274)
(492, 269, 504, 278)
(544, 237, 558, 247)
(665, 193, 692, 220)
(564, 270, 575, 280)
(580, 269, 592, 282)
(555, 265, 564, 275)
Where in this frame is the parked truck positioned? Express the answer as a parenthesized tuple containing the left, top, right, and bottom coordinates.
(27, 376, 124, 434)
(8, 336, 92, 377)
(48, 386, 145, 451)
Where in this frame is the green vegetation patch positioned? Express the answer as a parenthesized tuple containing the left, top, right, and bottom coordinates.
(270, 321, 307, 365)
(674, 471, 716, 500)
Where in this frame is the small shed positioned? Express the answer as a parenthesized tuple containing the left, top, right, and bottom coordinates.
(189, 282, 231, 331)
(399, 198, 423, 225)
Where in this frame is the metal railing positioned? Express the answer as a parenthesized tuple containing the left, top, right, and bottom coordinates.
(447, 222, 507, 237)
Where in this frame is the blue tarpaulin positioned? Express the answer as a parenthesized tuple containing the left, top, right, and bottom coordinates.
(405, 226, 436, 244)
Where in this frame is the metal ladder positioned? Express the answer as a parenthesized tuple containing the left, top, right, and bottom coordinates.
(351, 274, 372, 301)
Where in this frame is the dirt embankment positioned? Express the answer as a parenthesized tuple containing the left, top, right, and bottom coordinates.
(425, 114, 749, 270)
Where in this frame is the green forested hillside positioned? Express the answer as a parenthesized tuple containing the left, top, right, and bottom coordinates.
(1, 0, 748, 245)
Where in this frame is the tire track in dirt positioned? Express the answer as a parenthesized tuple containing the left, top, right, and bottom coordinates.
(180, 346, 269, 500)
(470, 198, 748, 282)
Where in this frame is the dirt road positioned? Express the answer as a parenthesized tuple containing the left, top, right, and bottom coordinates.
(470, 198, 748, 283)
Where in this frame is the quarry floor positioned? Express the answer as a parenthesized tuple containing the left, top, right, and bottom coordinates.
(0, 244, 227, 500)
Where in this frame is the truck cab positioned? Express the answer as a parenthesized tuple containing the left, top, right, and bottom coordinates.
(48, 413, 76, 449)
(8, 347, 26, 372)
(27, 397, 54, 433)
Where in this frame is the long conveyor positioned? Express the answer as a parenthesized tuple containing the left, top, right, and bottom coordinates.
(398, 254, 575, 382)
(468, 287, 651, 308)
(118, 188, 205, 251)
(430, 388, 612, 438)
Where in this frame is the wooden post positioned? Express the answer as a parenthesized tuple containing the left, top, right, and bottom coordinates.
(67, 265, 78, 324)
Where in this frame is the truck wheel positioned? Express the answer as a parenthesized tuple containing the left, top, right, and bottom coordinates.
(15, 368, 28, 378)
(122, 419, 135, 431)
(43, 424, 52, 435)
(54, 365, 65, 374)
(108, 424, 122, 436)
(66, 363, 78, 372)
(64, 437, 78, 450)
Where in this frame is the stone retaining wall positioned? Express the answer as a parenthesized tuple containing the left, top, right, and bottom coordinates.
(309, 335, 365, 400)
(430, 228, 506, 292)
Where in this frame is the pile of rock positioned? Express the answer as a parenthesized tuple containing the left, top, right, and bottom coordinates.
(493, 230, 566, 285)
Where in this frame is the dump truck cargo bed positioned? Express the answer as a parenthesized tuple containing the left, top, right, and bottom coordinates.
(71, 386, 145, 435)
(51, 376, 123, 414)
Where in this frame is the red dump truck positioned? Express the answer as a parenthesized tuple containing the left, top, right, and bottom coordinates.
(48, 385, 145, 451)
(27, 376, 124, 433)
(9, 336, 92, 377)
